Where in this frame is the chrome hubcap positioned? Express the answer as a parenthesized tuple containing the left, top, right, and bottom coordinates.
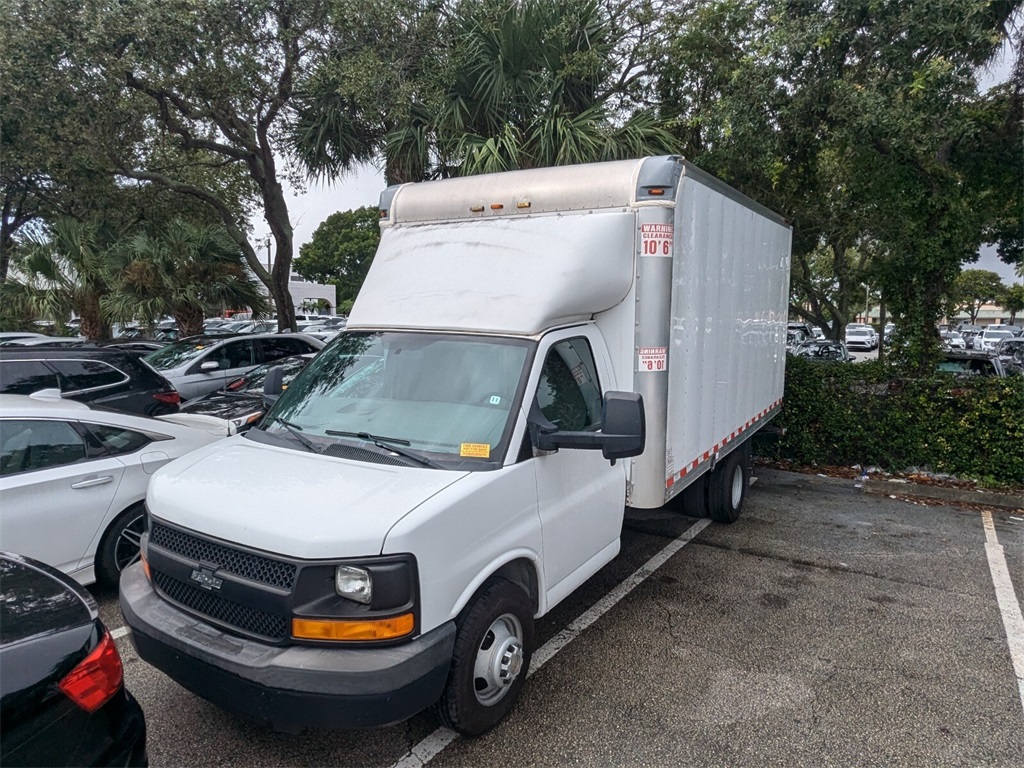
(473, 613, 524, 706)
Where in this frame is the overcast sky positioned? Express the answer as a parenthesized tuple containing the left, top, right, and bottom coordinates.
(258, 33, 1020, 285)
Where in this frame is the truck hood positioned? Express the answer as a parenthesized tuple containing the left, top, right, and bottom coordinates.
(147, 436, 469, 559)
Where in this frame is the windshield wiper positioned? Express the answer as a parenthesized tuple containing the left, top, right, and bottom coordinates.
(324, 430, 442, 468)
(264, 416, 322, 453)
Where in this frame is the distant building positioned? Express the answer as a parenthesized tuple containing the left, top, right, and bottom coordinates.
(861, 303, 1021, 328)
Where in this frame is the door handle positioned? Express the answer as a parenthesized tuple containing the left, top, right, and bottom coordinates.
(70, 475, 114, 489)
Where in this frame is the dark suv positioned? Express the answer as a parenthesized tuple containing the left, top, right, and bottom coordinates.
(0, 346, 180, 416)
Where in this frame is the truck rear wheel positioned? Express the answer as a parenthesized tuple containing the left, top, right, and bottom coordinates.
(433, 578, 534, 736)
(673, 474, 708, 518)
(707, 444, 751, 524)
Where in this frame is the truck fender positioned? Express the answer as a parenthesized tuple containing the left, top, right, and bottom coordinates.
(448, 549, 545, 622)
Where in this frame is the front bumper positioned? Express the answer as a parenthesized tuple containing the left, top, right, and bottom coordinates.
(119, 564, 455, 732)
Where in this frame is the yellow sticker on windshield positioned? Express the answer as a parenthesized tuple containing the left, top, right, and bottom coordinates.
(460, 443, 491, 458)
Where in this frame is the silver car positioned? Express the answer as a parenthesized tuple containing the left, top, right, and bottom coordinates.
(143, 333, 324, 400)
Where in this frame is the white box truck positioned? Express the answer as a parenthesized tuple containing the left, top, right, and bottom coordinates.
(120, 156, 792, 736)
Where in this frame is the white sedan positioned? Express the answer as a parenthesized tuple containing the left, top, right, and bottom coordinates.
(0, 391, 230, 586)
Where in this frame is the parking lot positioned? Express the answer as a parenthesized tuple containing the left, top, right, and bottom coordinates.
(86, 469, 1023, 767)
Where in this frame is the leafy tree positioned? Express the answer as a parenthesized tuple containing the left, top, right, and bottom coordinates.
(1, 2, 258, 285)
(104, 221, 269, 338)
(952, 269, 1007, 324)
(299, 0, 675, 182)
(1, 0, 411, 331)
(1000, 283, 1024, 326)
(294, 207, 381, 306)
(657, 0, 1022, 369)
(3, 219, 120, 339)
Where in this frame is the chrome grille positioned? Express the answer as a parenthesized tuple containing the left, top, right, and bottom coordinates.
(153, 571, 288, 641)
(150, 523, 295, 589)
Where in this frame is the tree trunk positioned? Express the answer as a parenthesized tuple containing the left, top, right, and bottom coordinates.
(77, 296, 108, 340)
(175, 304, 205, 338)
(877, 299, 887, 362)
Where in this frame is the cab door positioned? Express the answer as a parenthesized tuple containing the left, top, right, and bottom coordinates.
(526, 328, 626, 603)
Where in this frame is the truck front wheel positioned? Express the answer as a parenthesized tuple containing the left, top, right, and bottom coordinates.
(434, 579, 534, 736)
(707, 444, 751, 524)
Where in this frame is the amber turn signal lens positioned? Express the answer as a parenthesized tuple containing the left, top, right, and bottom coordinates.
(140, 550, 152, 582)
(292, 614, 415, 641)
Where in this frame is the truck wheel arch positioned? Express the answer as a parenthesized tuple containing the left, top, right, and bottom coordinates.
(449, 554, 541, 622)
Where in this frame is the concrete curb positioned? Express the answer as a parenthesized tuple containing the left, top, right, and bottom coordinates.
(754, 465, 1023, 511)
(858, 480, 1023, 511)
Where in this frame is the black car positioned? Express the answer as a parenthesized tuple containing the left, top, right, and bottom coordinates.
(179, 354, 314, 431)
(0, 346, 180, 417)
(0, 552, 147, 767)
(936, 351, 1007, 378)
(793, 339, 854, 362)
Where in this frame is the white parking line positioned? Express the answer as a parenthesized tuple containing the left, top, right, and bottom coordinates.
(391, 518, 712, 768)
(111, 626, 130, 640)
(981, 510, 1024, 715)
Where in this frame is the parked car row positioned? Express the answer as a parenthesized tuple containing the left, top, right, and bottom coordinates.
(0, 332, 326, 764)
(141, 333, 323, 400)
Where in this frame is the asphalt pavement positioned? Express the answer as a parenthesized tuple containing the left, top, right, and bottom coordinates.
(90, 468, 1024, 767)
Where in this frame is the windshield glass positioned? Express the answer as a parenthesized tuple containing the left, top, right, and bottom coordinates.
(261, 332, 533, 467)
(144, 339, 217, 370)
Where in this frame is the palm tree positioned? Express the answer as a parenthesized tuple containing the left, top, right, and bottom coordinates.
(386, 0, 676, 181)
(4, 218, 118, 339)
(104, 220, 269, 338)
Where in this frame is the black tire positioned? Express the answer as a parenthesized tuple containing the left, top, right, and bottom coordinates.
(707, 443, 751, 524)
(670, 473, 708, 518)
(433, 579, 534, 736)
(96, 503, 146, 586)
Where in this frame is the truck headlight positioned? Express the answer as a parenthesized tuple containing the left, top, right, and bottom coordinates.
(335, 565, 372, 604)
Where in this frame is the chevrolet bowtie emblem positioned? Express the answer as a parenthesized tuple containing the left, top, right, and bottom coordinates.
(189, 566, 223, 591)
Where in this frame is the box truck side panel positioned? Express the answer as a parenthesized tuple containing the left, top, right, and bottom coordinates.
(349, 212, 636, 336)
(661, 174, 791, 501)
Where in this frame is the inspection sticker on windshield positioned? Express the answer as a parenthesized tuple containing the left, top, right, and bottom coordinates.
(638, 346, 667, 372)
(460, 443, 491, 458)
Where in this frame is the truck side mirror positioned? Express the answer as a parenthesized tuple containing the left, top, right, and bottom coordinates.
(528, 391, 645, 463)
(600, 391, 646, 460)
(262, 364, 285, 408)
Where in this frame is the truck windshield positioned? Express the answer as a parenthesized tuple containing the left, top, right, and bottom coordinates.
(258, 332, 533, 468)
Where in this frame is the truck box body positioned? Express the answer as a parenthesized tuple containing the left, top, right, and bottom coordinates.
(352, 157, 791, 507)
(120, 156, 792, 736)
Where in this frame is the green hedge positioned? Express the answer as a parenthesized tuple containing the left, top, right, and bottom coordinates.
(764, 357, 1024, 487)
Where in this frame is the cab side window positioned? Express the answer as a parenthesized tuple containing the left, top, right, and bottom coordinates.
(0, 420, 88, 476)
(536, 339, 602, 431)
